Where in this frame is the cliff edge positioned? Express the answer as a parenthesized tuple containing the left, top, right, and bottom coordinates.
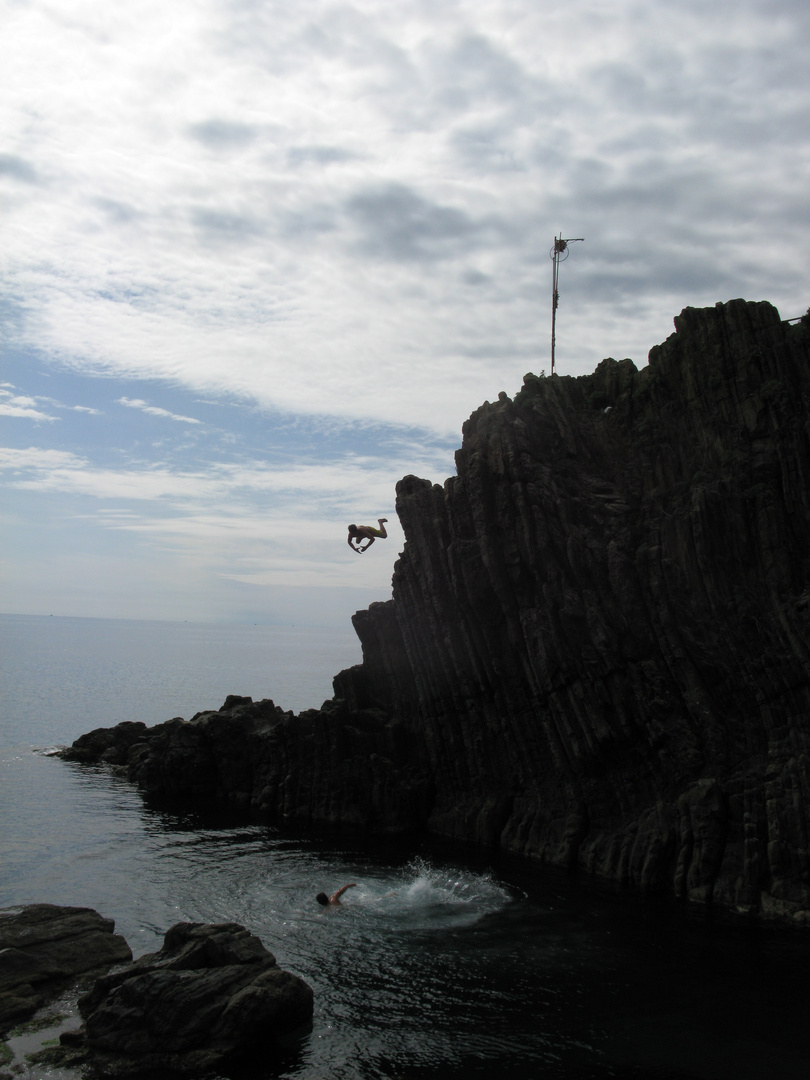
(63, 299, 810, 925)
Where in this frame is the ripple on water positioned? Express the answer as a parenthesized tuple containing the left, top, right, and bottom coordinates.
(5, 747, 810, 1080)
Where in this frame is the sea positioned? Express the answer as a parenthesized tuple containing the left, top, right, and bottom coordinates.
(2, 612, 810, 1080)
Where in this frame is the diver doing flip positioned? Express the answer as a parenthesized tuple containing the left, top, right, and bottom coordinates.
(348, 518, 388, 553)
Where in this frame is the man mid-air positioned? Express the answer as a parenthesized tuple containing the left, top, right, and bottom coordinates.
(347, 518, 388, 553)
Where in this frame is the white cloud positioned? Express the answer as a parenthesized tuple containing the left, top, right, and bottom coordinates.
(0, 437, 411, 606)
(0, 385, 105, 421)
(0, 441, 437, 506)
(117, 397, 202, 424)
(0, 447, 85, 471)
(0, 403, 58, 422)
(3, 0, 806, 420)
(0, 387, 59, 423)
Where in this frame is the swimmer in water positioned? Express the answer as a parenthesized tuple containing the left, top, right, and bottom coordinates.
(316, 883, 358, 907)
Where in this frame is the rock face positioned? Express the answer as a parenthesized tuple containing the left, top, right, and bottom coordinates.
(70, 921, 313, 1075)
(61, 300, 810, 926)
(0, 904, 132, 1032)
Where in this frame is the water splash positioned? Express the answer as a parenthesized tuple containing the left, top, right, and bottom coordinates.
(350, 857, 512, 931)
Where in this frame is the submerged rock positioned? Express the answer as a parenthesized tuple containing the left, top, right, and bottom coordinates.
(60, 299, 810, 927)
(0, 904, 132, 1033)
(68, 921, 313, 1075)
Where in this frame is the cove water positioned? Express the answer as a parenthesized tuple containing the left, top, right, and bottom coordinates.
(2, 614, 810, 1080)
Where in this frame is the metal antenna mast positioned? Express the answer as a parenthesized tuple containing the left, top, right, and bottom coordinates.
(550, 234, 584, 374)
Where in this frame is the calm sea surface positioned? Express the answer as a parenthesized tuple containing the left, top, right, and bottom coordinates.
(2, 613, 809, 1080)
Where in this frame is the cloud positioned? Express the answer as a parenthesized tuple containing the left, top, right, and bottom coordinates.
(0, 382, 106, 421)
(0, 154, 41, 185)
(344, 182, 509, 264)
(92, 197, 142, 225)
(190, 207, 267, 247)
(0, 436, 441, 524)
(0, 435, 416, 598)
(0, 387, 58, 422)
(4, 0, 807, 412)
(0, 446, 85, 472)
(117, 398, 202, 424)
(188, 119, 260, 150)
(286, 145, 361, 168)
(2, 0, 808, 622)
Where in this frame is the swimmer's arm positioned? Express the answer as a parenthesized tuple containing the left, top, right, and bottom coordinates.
(330, 883, 358, 902)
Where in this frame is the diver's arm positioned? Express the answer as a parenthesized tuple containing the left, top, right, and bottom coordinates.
(330, 883, 358, 902)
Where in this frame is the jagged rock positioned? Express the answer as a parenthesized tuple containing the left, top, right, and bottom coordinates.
(68, 922, 313, 1075)
(0, 904, 132, 1032)
(60, 695, 432, 828)
(63, 720, 150, 766)
(60, 299, 810, 926)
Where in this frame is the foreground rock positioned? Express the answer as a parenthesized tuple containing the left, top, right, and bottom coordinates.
(66, 921, 313, 1075)
(0, 904, 132, 1032)
(60, 300, 810, 927)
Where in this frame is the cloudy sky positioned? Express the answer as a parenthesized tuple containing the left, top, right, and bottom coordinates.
(2, 0, 808, 628)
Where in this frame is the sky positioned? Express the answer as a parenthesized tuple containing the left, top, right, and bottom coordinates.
(2, 0, 808, 628)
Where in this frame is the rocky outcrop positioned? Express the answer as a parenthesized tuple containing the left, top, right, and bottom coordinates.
(62, 694, 432, 828)
(0, 905, 132, 1032)
(61, 300, 810, 926)
(66, 921, 313, 1075)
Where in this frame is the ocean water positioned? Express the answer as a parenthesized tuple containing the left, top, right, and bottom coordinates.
(2, 613, 810, 1080)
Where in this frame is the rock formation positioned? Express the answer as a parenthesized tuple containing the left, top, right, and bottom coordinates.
(0, 904, 132, 1032)
(61, 299, 810, 926)
(66, 921, 313, 1075)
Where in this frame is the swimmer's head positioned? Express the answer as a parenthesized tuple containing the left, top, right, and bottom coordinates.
(316, 892, 329, 906)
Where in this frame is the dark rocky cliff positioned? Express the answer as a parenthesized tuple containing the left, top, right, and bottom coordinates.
(63, 299, 810, 926)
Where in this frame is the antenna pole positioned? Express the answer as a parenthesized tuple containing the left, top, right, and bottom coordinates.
(551, 235, 561, 374)
(550, 234, 584, 374)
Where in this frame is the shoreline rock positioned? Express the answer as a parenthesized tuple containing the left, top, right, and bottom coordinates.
(1, 907, 313, 1078)
(0, 904, 132, 1034)
(69, 921, 313, 1076)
